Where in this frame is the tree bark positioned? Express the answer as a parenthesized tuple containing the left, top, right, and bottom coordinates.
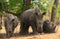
(51, 0, 59, 23)
(0, 15, 2, 28)
(22, 0, 31, 11)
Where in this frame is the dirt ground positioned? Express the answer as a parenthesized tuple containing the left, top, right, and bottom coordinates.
(0, 22, 60, 39)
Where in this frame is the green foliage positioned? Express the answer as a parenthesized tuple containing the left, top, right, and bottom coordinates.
(0, 0, 59, 19)
(56, 3, 60, 19)
(38, 2, 48, 12)
(9, 0, 23, 14)
(31, 0, 48, 12)
(1, 0, 51, 14)
(0, 0, 7, 3)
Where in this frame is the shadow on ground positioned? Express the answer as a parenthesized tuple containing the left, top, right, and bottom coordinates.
(0, 33, 39, 38)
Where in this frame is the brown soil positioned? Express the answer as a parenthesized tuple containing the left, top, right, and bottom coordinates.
(0, 23, 60, 39)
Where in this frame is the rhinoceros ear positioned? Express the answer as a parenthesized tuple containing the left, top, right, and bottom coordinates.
(42, 12, 46, 15)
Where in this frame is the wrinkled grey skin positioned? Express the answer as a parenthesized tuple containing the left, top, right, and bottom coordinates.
(20, 8, 46, 35)
(43, 20, 56, 33)
(4, 14, 18, 38)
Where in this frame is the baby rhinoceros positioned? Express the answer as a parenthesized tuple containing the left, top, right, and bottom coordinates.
(4, 14, 18, 38)
(20, 8, 46, 35)
(43, 20, 56, 33)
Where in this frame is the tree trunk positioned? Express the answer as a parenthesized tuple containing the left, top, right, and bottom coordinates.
(51, 0, 59, 23)
(0, 15, 2, 29)
(22, 0, 31, 11)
